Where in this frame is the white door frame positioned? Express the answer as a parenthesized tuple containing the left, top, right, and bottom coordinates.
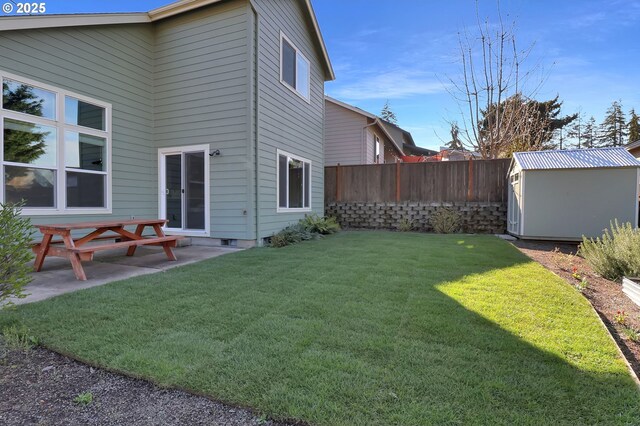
(158, 144, 210, 237)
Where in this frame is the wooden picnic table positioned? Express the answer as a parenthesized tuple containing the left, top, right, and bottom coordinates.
(32, 219, 184, 281)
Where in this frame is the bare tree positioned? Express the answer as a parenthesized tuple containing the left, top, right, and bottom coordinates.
(446, 4, 548, 158)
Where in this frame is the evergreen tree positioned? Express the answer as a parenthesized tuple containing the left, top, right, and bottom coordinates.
(380, 100, 398, 124)
(599, 100, 627, 147)
(583, 116, 597, 149)
(478, 94, 576, 154)
(445, 122, 464, 150)
(628, 109, 640, 144)
(567, 110, 585, 149)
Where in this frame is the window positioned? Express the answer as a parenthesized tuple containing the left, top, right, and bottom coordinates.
(374, 135, 381, 164)
(277, 150, 311, 212)
(280, 33, 311, 101)
(1, 71, 111, 214)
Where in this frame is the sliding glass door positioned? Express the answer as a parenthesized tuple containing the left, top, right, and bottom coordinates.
(159, 146, 209, 235)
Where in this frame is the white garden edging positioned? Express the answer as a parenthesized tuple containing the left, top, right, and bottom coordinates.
(622, 277, 640, 307)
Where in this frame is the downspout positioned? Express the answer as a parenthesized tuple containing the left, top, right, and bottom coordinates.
(251, 4, 261, 245)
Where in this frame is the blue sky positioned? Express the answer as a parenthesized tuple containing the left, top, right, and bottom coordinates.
(8, 0, 640, 149)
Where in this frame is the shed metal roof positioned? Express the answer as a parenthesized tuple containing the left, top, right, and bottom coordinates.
(513, 147, 640, 171)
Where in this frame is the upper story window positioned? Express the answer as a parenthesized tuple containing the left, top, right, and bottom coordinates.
(277, 150, 311, 212)
(374, 135, 381, 164)
(280, 32, 310, 102)
(1, 71, 112, 215)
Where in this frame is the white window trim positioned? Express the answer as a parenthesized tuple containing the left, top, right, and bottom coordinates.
(276, 149, 312, 213)
(374, 134, 381, 164)
(279, 31, 311, 104)
(0, 69, 112, 215)
(157, 145, 211, 237)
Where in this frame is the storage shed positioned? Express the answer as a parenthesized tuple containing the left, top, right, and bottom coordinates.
(508, 147, 640, 241)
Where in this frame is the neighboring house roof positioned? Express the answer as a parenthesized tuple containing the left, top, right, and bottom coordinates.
(379, 119, 438, 157)
(0, 0, 335, 81)
(325, 96, 404, 156)
(625, 140, 640, 151)
(513, 147, 640, 171)
(325, 96, 376, 119)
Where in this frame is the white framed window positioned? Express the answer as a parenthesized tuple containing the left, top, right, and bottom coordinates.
(374, 135, 381, 164)
(0, 70, 112, 215)
(277, 149, 311, 212)
(280, 32, 311, 102)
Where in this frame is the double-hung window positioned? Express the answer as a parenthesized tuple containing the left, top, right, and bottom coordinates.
(277, 150, 311, 212)
(1, 71, 111, 214)
(280, 33, 310, 101)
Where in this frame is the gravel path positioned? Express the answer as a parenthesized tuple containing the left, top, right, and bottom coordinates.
(0, 339, 292, 426)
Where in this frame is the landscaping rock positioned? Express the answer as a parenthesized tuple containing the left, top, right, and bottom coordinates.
(0, 341, 291, 426)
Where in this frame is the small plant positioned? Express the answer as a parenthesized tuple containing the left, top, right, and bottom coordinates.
(397, 218, 414, 232)
(614, 310, 628, 325)
(579, 220, 640, 281)
(0, 202, 35, 307)
(1, 324, 39, 351)
(622, 326, 640, 342)
(551, 247, 575, 272)
(429, 207, 461, 234)
(571, 266, 582, 281)
(575, 277, 589, 292)
(73, 391, 93, 405)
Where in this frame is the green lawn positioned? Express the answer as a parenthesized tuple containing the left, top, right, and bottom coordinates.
(2, 232, 639, 425)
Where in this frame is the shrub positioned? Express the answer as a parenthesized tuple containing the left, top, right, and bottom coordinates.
(579, 220, 640, 281)
(300, 214, 340, 235)
(0, 202, 34, 307)
(430, 207, 462, 234)
(270, 215, 340, 248)
(269, 223, 317, 248)
(397, 218, 414, 232)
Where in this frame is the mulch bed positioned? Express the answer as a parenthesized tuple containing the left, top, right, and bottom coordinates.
(0, 340, 291, 426)
(512, 239, 640, 378)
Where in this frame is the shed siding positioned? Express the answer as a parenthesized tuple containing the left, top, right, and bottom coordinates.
(154, 1, 253, 240)
(324, 100, 366, 166)
(521, 168, 638, 239)
(0, 24, 156, 226)
(252, 0, 326, 239)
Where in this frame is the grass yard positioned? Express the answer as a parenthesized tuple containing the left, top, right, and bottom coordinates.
(2, 231, 639, 425)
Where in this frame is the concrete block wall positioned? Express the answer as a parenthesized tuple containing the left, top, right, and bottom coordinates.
(326, 202, 507, 234)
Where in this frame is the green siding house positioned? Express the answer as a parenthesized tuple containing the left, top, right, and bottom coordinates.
(0, 0, 334, 247)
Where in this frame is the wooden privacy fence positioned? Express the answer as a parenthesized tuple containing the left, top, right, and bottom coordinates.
(325, 159, 511, 203)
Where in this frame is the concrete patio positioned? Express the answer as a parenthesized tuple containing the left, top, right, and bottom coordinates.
(13, 245, 241, 305)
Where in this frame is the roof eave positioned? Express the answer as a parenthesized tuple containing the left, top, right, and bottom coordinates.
(148, 0, 221, 21)
(303, 0, 335, 81)
(325, 96, 377, 119)
(0, 13, 150, 31)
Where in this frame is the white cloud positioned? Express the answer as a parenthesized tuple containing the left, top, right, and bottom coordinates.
(330, 70, 448, 100)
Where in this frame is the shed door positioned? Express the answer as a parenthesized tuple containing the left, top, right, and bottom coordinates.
(508, 173, 521, 234)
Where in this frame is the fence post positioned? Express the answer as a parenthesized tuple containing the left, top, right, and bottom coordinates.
(396, 160, 401, 202)
(336, 163, 341, 202)
(467, 159, 474, 201)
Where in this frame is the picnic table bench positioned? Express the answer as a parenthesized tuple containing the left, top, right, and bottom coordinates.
(32, 219, 184, 281)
